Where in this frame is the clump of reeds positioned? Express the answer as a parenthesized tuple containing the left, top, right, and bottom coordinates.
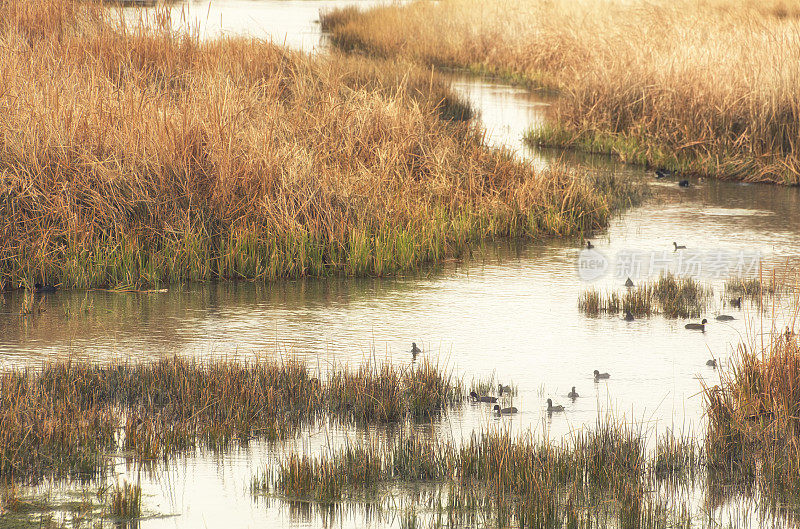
(326, 361, 462, 423)
(579, 272, 712, 318)
(324, 0, 800, 184)
(703, 325, 800, 498)
(0, 0, 632, 290)
(725, 276, 765, 299)
(0, 357, 467, 481)
(650, 430, 701, 483)
(725, 272, 794, 302)
(107, 482, 141, 519)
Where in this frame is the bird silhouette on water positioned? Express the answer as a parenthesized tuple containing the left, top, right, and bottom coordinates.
(678, 180, 690, 187)
(470, 391, 498, 403)
(685, 319, 707, 331)
(34, 283, 57, 294)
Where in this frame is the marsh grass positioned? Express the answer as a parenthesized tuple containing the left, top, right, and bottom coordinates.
(0, 0, 631, 290)
(724, 273, 794, 302)
(703, 322, 800, 501)
(107, 482, 141, 519)
(0, 357, 465, 481)
(268, 418, 705, 528)
(324, 0, 800, 184)
(579, 273, 712, 318)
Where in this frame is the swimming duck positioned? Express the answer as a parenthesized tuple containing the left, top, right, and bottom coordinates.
(715, 315, 735, 321)
(685, 319, 708, 330)
(673, 242, 686, 251)
(498, 384, 512, 396)
(678, 180, 690, 187)
(655, 169, 672, 179)
(730, 297, 742, 308)
(586, 241, 594, 249)
(624, 277, 634, 287)
(547, 398, 565, 413)
(411, 342, 422, 354)
(33, 283, 57, 294)
(624, 310, 635, 321)
(470, 391, 498, 403)
(593, 370, 610, 380)
(706, 359, 717, 368)
(567, 386, 579, 399)
(493, 404, 518, 415)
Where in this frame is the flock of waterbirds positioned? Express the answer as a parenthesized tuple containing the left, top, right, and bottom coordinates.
(448, 222, 749, 419)
(585, 239, 743, 338)
(462, 366, 615, 418)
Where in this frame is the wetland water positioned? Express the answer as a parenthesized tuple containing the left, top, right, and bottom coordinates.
(3, 1, 800, 527)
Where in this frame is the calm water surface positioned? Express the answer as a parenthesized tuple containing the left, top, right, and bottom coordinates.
(3, 1, 800, 527)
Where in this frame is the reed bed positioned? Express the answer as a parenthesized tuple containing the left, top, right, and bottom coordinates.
(324, 0, 800, 184)
(703, 329, 800, 499)
(0, 357, 464, 481)
(0, 0, 629, 290)
(579, 273, 712, 318)
(268, 418, 702, 528)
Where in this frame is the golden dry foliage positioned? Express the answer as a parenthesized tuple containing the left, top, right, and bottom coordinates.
(0, 0, 620, 289)
(325, 0, 800, 184)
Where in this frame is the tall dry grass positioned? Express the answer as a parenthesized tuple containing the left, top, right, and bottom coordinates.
(324, 0, 800, 184)
(0, 0, 623, 290)
(704, 314, 800, 499)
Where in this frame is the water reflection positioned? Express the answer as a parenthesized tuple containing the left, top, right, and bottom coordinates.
(4, 0, 800, 527)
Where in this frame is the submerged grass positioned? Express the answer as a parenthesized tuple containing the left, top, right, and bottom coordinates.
(0, 357, 464, 481)
(324, 0, 800, 184)
(0, 0, 632, 290)
(579, 272, 712, 318)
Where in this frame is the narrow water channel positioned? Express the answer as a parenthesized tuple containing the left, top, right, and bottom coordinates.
(3, 1, 800, 527)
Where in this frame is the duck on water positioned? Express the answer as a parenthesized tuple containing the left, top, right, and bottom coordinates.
(685, 319, 707, 331)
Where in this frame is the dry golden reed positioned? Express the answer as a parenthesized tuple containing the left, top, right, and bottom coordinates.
(325, 0, 800, 184)
(0, 0, 623, 290)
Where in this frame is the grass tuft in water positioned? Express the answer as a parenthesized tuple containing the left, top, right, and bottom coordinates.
(579, 272, 712, 319)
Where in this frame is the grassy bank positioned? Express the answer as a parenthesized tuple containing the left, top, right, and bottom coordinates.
(0, 357, 463, 481)
(0, 0, 633, 291)
(324, 0, 800, 184)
